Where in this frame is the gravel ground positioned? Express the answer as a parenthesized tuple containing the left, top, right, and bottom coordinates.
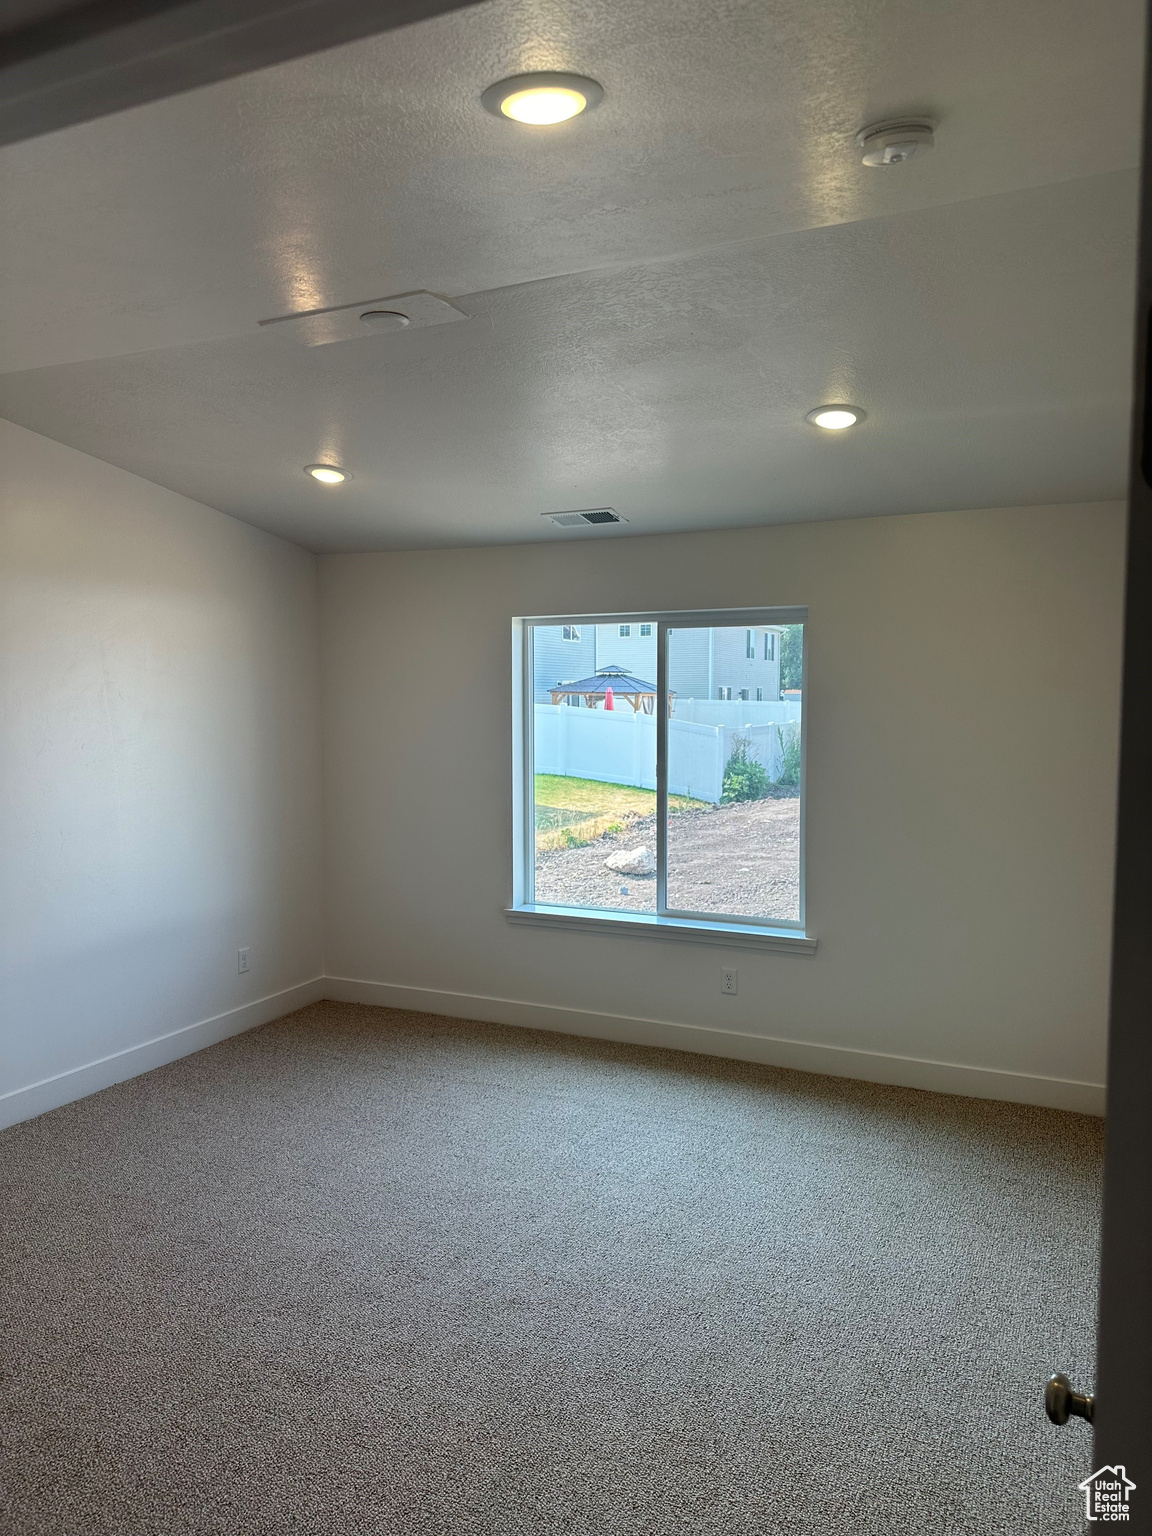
(534, 793, 800, 922)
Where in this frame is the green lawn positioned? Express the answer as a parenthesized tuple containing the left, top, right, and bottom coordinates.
(534, 774, 705, 850)
(535, 773, 704, 818)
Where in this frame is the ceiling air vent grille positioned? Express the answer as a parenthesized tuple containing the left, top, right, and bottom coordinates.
(544, 508, 626, 527)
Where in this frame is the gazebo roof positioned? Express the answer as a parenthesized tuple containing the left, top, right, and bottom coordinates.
(552, 665, 662, 694)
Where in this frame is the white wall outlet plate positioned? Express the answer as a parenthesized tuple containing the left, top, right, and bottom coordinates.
(238, 947, 250, 974)
(721, 968, 738, 995)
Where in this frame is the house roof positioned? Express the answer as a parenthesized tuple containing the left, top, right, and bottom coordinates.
(553, 667, 660, 694)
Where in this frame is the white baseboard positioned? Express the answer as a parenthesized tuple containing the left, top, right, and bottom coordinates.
(2, 973, 1104, 1130)
(0, 977, 326, 1131)
(323, 977, 1107, 1116)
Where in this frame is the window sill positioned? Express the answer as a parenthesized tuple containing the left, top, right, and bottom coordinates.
(505, 904, 817, 954)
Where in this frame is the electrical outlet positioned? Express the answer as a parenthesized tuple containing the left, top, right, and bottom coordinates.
(237, 947, 250, 975)
(721, 968, 738, 995)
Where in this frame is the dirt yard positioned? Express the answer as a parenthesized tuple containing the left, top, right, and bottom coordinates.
(534, 792, 800, 922)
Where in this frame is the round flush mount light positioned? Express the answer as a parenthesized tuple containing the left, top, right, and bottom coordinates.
(359, 309, 410, 331)
(305, 464, 348, 484)
(806, 406, 863, 431)
(855, 119, 935, 167)
(481, 72, 604, 125)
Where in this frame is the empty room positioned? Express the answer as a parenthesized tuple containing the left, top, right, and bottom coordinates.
(2, 0, 1149, 1531)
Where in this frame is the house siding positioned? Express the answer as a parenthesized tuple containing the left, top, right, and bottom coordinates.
(594, 623, 658, 686)
(667, 626, 712, 699)
(594, 623, 714, 698)
(537, 620, 784, 703)
(532, 624, 597, 703)
(710, 625, 782, 700)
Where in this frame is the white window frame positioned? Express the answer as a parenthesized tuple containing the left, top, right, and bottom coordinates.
(509, 607, 812, 953)
(619, 623, 631, 637)
(765, 633, 774, 661)
(562, 624, 581, 642)
(639, 623, 652, 637)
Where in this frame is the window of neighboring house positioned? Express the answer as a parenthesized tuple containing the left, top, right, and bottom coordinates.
(619, 624, 631, 637)
(746, 629, 755, 658)
(765, 633, 775, 661)
(515, 612, 808, 943)
(756, 688, 763, 701)
(639, 623, 652, 637)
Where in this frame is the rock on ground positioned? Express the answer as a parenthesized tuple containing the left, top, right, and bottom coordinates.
(603, 846, 656, 876)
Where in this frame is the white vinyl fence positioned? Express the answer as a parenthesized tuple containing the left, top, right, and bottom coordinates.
(534, 704, 800, 805)
(670, 699, 802, 727)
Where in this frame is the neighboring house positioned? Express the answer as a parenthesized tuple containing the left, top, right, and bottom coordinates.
(536, 620, 785, 705)
(531, 622, 597, 703)
(704, 624, 784, 702)
(595, 620, 784, 701)
(592, 620, 658, 687)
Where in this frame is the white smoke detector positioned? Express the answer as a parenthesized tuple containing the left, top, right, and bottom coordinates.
(855, 119, 935, 167)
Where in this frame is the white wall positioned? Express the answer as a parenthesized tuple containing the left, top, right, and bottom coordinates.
(319, 504, 1125, 1113)
(0, 421, 325, 1125)
(1, 463, 1124, 1122)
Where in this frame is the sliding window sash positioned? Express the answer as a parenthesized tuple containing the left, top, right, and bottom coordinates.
(655, 619, 669, 912)
(518, 606, 807, 932)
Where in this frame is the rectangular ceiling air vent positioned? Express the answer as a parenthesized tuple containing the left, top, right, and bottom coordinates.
(544, 508, 627, 528)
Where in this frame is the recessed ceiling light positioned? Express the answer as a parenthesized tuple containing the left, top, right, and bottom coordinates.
(805, 406, 863, 431)
(305, 464, 348, 484)
(481, 72, 604, 125)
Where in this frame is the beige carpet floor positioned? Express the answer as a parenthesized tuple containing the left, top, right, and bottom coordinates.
(0, 1001, 1102, 1534)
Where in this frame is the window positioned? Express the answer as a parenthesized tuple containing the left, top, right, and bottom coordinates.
(619, 624, 631, 637)
(756, 688, 763, 702)
(562, 624, 581, 642)
(746, 629, 755, 658)
(513, 611, 808, 944)
(764, 633, 775, 661)
(639, 623, 652, 637)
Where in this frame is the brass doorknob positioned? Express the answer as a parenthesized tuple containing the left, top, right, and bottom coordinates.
(1046, 1373, 1095, 1426)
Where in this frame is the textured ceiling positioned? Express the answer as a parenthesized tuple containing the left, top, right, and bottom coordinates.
(0, 0, 1143, 550)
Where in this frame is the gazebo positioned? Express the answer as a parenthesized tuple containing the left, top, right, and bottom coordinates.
(549, 664, 671, 715)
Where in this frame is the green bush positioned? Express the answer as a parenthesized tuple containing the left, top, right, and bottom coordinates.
(779, 624, 804, 693)
(775, 724, 801, 787)
(722, 736, 771, 803)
